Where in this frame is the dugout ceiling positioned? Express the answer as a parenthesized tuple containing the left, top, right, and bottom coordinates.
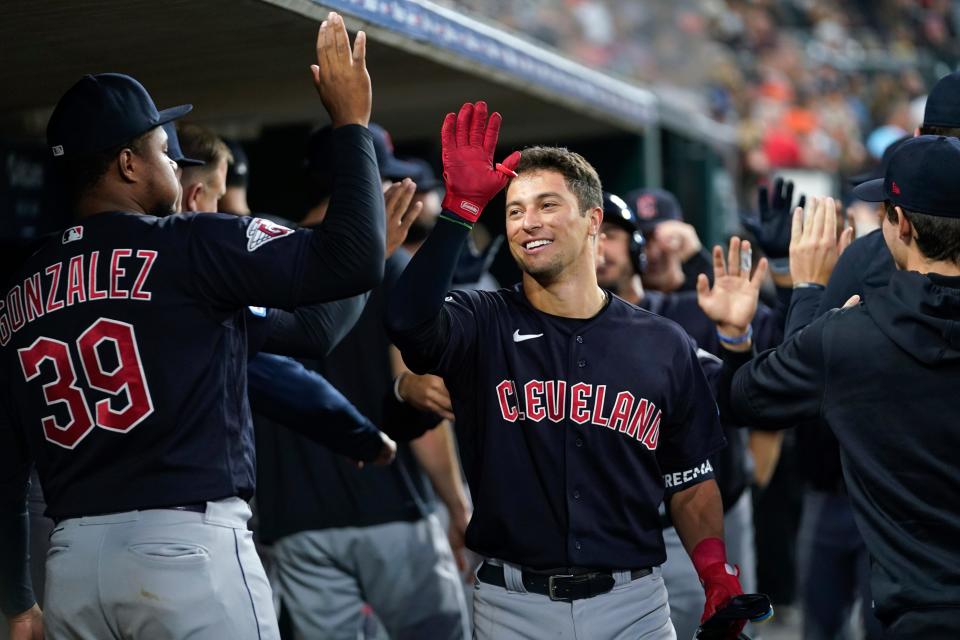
(0, 0, 732, 149)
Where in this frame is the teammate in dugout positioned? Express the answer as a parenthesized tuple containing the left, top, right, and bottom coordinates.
(387, 102, 763, 638)
(700, 136, 960, 638)
(0, 13, 384, 639)
(596, 191, 786, 640)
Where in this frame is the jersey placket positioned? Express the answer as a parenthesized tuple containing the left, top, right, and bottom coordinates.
(565, 329, 588, 565)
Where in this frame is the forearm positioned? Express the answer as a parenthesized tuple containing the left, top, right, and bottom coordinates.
(410, 421, 469, 518)
(300, 125, 385, 301)
(247, 354, 385, 462)
(259, 293, 368, 358)
(386, 216, 470, 372)
(668, 479, 724, 556)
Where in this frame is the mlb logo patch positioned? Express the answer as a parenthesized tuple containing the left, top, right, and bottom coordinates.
(62, 226, 83, 244)
(246, 218, 294, 252)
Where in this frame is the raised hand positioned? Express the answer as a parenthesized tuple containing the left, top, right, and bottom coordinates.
(696, 237, 768, 339)
(789, 196, 854, 286)
(310, 12, 371, 128)
(742, 177, 805, 260)
(384, 179, 423, 258)
(440, 101, 521, 223)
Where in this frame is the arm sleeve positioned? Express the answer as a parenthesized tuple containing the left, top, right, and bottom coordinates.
(249, 293, 369, 358)
(247, 354, 385, 462)
(188, 125, 385, 310)
(730, 312, 832, 428)
(385, 215, 474, 374)
(784, 288, 825, 339)
(0, 389, 34, 617)
(657, 340, 727, 473)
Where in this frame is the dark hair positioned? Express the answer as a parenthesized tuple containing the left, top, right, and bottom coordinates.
(177, 123, 232, 182)
(57, 131, 150, 204)
(884, 201, 960, 264)
(919, 124, 960, 139)
(514, 146, 602, 213)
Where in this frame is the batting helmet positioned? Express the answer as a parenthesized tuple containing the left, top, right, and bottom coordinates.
(602, 191, 647, 274)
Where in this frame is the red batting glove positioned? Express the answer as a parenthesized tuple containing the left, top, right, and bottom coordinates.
(693, 537, 745, 635)
(440, 101, 521, 223)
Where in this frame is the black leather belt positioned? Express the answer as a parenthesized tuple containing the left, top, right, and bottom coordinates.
(477, 562, 652, 601)
(167, 503, 207, 514)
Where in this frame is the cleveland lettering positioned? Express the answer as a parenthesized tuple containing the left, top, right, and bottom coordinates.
(495, 378, 662, 451)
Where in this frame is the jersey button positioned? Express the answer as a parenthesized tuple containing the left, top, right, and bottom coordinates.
(576, 335, 583, 344)
(575, 540, 582, 550)
(573, 489, 581, 500)
(575, 437, 583, 447)
(577, 359, 586, 368)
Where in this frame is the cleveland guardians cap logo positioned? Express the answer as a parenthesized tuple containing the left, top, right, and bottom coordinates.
(246, 218, 294, 252)
(636, 194, 657, 219)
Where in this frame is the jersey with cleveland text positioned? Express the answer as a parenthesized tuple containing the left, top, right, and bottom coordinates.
(432, 285, 725, 570)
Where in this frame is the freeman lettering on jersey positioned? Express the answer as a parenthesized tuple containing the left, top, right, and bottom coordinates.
(0, 249, 157, 346)
(495, 378, 662, 450)
(663, 460, 714, 490)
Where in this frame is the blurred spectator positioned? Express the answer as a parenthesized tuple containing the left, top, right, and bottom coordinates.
(440, 0, 957, 183)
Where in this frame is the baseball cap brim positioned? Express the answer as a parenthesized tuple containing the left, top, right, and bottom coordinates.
(176, 156, 205, 167)
(851, 178, 886, 202)
(381, 156, 423, 182)
(157, 103, 193, 126)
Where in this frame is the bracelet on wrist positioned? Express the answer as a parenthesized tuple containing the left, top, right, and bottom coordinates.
(393, 372, 407, 403)
(793, 282, 826, 290)
(717, 324, 753, 345)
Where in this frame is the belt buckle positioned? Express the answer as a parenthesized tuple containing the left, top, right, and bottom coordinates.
(547, 574, 575, 601)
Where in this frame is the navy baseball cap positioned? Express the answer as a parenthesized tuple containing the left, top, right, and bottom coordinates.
(602, 192, 640, 232)
(47, 73, 192, 158)
(848, 135, 910, 186)
(368, 123, 420, 181)
(923, 72, 960, 129)
(624, 187, 683, 232)
(162, 123, 204, 168)
(408, 158, 442, 193)
(852, 135, 960, 218)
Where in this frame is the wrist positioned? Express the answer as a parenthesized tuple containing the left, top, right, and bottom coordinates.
(330, 117, 369, 128)
(691, 537, 728, 576)
(441, 193, 483, 224)
(716, 324, 752, 345)
(439, 210, 475, 231)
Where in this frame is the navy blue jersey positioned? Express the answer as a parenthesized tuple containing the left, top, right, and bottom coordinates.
(426, 285, 724, 570)
(0, 206, 381, 519)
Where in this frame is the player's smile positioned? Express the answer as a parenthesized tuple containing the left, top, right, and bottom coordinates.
(522, 238, 553, 254)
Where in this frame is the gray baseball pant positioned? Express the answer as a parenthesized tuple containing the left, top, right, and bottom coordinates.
(42, 497, 279, 640)
(269, 513, 470, 640)
(472, 562, 676, 639)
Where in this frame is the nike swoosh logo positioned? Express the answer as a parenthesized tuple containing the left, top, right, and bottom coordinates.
(513, 330, 544, 343)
